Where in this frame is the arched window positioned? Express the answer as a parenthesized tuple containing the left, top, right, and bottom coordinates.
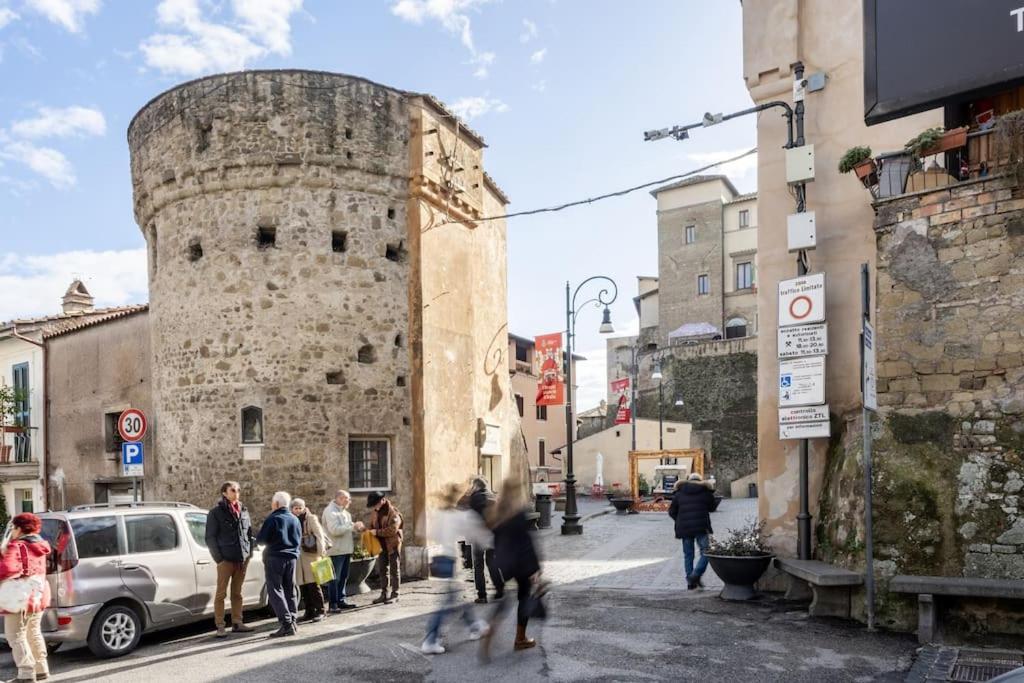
(241, 406, 264, 445)
(725, 317, 748, 339)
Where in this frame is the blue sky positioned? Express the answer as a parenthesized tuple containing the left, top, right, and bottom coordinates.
(0, 0, 756, 408)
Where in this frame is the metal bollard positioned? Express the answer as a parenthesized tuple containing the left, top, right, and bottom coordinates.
(535, 493, 553, 529)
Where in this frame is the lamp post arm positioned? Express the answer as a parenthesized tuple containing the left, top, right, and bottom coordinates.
(571, 276, 618, 320)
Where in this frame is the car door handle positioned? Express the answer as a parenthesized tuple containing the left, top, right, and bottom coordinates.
(196, 560, 212, 565)
(121, 564, 142, 571)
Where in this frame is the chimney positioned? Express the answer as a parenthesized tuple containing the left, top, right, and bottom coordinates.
(61, 280, 94, 315)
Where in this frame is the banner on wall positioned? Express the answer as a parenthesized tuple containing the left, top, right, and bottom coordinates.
(611, 378, 631, 424)
(534, 333, 565, 406)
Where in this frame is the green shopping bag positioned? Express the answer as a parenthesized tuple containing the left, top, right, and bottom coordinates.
(311, 556, 335, 585)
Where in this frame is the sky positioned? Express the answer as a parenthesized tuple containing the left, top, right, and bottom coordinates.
(0, 0, 756, 409)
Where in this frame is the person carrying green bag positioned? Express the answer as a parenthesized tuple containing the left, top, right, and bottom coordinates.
(290, 498, 329, 622)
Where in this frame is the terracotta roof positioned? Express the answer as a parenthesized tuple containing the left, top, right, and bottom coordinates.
(650, 174, 740, 198)
(42, 305, 149, 339)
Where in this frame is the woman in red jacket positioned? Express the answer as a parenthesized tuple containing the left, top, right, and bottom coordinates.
(0, 513, 52, 682)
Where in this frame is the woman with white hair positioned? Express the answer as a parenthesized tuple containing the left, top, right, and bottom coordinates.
(290, 497, 328, 622)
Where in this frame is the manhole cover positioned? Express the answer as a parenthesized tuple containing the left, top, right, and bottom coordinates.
(948, 649, 1023, 682)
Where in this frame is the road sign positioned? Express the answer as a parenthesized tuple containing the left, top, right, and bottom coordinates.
(780, 421, 831, 440)
(118, 408, 148, 443)
(863, 319, 878, 411)
(778, 273, 826, 327)
(779, 404, 830, 425)
(121, 441, 144, 477)
(778, 323, 828, 359)
(779, 356, 826, 408)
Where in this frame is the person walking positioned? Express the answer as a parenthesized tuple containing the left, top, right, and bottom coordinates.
(366, 491, 402, 605)
(668, 472, 720, 590)
(290, 498, 327, 622)
(322, 489, 361, 612)
(421, 483, 489, 655)
(480, 478, 542, 660)
(465, 477, 501, 604)
(205, 481, 256, 637)
(0, 513, 52, 682)
(256, 491, 301, 637)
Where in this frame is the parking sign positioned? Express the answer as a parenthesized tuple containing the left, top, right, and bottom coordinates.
(122, 441, 144, 477)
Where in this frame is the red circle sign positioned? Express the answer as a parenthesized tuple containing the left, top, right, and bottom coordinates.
(788, 295, 814, 321)
(118, 409, 148, 442)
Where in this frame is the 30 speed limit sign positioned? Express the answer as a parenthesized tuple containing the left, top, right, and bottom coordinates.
(118, 408, 148, 442)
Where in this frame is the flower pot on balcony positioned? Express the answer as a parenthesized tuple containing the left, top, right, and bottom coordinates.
(920, 127, 968, 156)
(706, 554, 773, 601)
(1, 426, 25, 434)
(853, 158, 878, 187)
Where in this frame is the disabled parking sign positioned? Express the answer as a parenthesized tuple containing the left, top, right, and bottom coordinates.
(122, 441, 144, 477)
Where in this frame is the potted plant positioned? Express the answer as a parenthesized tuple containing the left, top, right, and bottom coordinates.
(705, 520, 773, 601)
(346, 540, 377, 595)
(905, 126, 968, 158)
(609, 485, 634, 514)
(838, 145, 876, 187)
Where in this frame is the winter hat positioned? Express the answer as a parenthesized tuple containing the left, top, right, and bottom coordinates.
(366, 491, 385, 507)
(11, 513, 41, 535)
(687, 472, 703, 482)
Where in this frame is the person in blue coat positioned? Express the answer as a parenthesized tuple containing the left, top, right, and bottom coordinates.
(256, 491, 301, 637)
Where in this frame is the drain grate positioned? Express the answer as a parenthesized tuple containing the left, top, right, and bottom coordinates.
(948, 649, 1023, 683)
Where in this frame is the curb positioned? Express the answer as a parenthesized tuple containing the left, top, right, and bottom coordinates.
(536, 505, 614, 537)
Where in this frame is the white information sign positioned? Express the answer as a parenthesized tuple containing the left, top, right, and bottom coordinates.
(780, 421, 831, 440)
(863, 319, 878, 411)
(779, 404, 831, 425)
(778, 323, 828, 359)
(778, 273, 826, 327)
(779, 356, 826, 408)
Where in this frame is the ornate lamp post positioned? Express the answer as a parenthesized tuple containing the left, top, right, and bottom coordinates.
(562, 276, 617, 535)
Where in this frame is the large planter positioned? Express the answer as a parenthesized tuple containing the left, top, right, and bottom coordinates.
(706, 554, 773, 601)
(610, 498, 634, 514)
(920, 127, 968, 156)
(346, 556, 376, 595)
(853, 158, 878, 188)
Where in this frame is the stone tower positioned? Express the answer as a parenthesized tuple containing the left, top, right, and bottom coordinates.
(128, 70, 515, 544)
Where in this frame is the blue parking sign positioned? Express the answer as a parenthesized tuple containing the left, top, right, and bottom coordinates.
(122, 441, 144, 477)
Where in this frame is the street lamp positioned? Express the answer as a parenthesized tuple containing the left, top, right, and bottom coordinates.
(562, 276, 618, 536)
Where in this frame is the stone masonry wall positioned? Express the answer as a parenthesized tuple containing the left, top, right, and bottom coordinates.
(129, 71, 414, 524)
(817, 176, 1024, 635)
(657, 200, 724, 344)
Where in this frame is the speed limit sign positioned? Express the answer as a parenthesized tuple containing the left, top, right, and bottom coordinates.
(118, 408, 148, 442)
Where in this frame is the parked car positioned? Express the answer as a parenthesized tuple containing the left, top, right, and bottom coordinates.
(12, 502, 268, 658)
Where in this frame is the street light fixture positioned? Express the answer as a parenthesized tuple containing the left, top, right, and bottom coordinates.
(562, 276, 618, 536)
(651, 361, 663, 381)
(674, 394, 685, 407)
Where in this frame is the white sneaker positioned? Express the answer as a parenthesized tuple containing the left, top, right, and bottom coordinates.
(468, 620, 490, 641)
(421, 638, 445, 655)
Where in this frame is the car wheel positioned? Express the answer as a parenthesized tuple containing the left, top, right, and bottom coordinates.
(87, 604, 142, 658)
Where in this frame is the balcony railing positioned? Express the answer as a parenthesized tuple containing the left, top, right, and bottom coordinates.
(0, 428, 35, 465)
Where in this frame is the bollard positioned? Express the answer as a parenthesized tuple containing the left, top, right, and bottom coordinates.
(748, 482, 758, 498)
(535, 493, 553, 529)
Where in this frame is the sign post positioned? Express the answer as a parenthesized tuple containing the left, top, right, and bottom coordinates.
(118, 409, 147, 503)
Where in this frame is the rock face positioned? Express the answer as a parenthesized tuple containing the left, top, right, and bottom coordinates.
(129, 71, 415, 521)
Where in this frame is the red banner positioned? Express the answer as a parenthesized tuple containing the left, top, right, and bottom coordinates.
(611, 377, 631, 424)
(534, 333, 565, 406)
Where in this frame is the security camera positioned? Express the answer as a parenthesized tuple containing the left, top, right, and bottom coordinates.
(644, 128, 670, 141)
(672, 128, 690, 141)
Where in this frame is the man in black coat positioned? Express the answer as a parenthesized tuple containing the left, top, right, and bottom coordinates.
(668, 472, 720, 590)
(466, 477, 502, 603)
(205, 481, 256, 636)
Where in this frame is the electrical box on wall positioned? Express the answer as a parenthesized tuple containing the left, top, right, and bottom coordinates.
(785, 145, 815, 184)
(787, 212, 816, 252)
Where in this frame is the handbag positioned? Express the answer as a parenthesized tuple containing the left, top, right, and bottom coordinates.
(523, 577, 549, 620)
(310, 556, 335, 585)
(0, 544, 45, 613)
(361, 530, 382, 556)
(301, 533, 318, 552)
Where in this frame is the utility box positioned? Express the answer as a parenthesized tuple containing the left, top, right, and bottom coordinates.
(785, 144, 815, 184)
(787, 211, 817, 252)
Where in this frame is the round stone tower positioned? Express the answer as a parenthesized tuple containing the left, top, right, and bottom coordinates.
(129, 70, 414, 514)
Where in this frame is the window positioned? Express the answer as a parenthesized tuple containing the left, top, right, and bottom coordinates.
(697, 274, 710, 295)
(739, 209, 750, 228)
(736, 261, 753, 290)
(538, 439, 546, 467)
(726, 317, 748, 339)
(15, 488, 33, 513)
(125, 514, 179, 553)
(187, 240, 203, 262)
(70, 516, 120, 558)
(515, 343, 529, 363)
(515, 394, 524, 417)
(257, 226, 276, 248)
(332, 230, 348, 253)
(241, 406, 263, 445)
(104, 412, 125, 453)
(185, 513, 207, 547)
(685, 225, 695, 244)
(349, 438, 391, 491)
(40, 518, 77, 574)
(536, 405, 547, 421)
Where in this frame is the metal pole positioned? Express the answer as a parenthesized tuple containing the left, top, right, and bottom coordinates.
(658, 379, 664, 451)
(562, 281, 581, 535)
(630, 346, 637, 452)
(132, 477, 138, 503)
(861, 263, 876, 630)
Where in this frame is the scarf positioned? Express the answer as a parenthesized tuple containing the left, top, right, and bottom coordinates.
(228, 499, 241, 518)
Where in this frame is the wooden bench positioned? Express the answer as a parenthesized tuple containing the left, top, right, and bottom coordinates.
(774, 558, 863, 618)
(889, 575, 1024, 644)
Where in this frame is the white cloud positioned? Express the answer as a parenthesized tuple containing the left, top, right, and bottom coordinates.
(575, 346, 609, 412)
(0, 7, 19, 30)
(11, 106, 106, 139)
(140, 0, 303, 76)
(531, 79, 546, 93)
(529, 47, 546, 64)
(686, 148, 758, 180)
(391, 0, 495, 78)
(24, 0, 100, 33)
(449, 96, 507, 121)
(0, 141, 76, 187)
(519, 18, 536, 43)
(0, 248, 148, 322)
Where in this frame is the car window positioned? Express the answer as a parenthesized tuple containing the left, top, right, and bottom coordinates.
(70, 516, 120, 558)
(185, 512, 207, 547)
(40, 518, 78, 574)
(125, 514, 179, 554)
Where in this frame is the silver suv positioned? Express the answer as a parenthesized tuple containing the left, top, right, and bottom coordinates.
(30, 502, 267, 658)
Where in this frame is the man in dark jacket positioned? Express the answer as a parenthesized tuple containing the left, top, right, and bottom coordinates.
(256, 491, 302, 637)
(466, 477, 502, 603)
(206, 481, 256, 637)
(668, 472, 720, 590)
